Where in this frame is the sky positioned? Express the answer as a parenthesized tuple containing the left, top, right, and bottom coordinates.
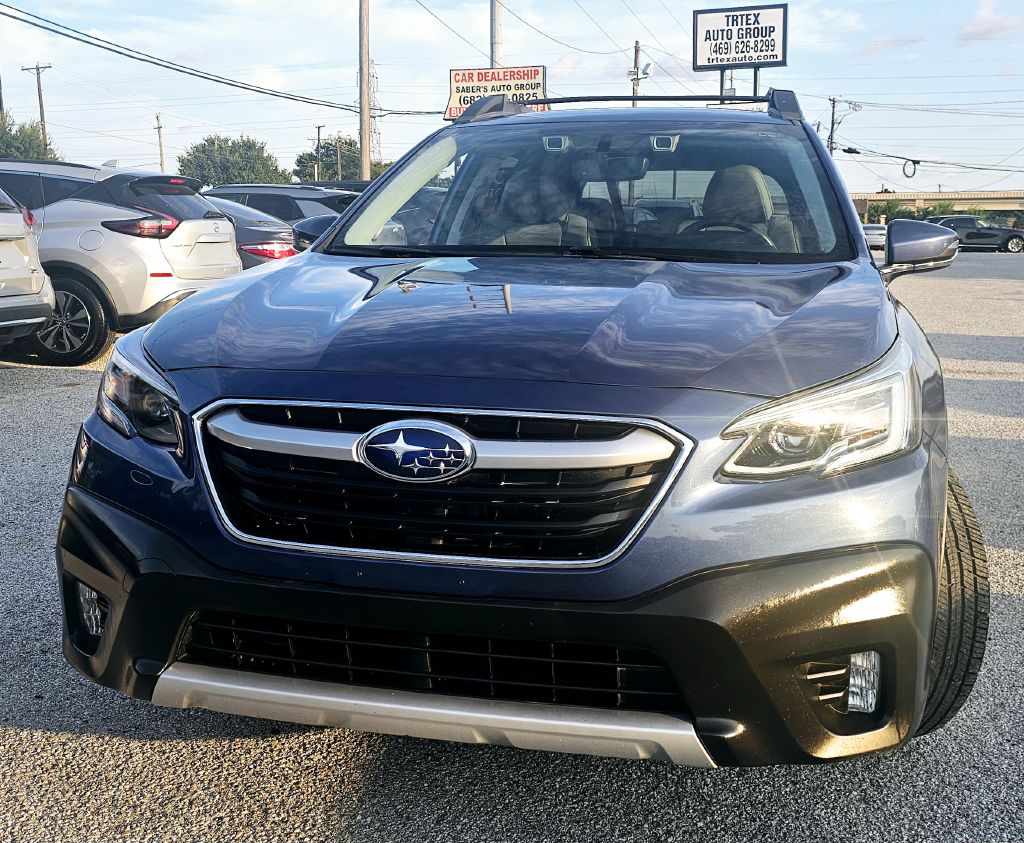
(1, 0, 1023, 194)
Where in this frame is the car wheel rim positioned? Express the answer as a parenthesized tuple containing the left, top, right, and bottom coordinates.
(1009, 238, 1023, 253)
(37, 290, 92, 353)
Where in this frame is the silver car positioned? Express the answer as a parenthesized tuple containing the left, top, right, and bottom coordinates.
(0, 187, 53, 347)
(0, 161, 241, 365)
(862, 223, 887, 250)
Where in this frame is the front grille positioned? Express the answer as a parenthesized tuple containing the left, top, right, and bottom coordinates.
(200, 405, 680, 563)
(237, 404, 635, 442)
(182, 611, 686, 714)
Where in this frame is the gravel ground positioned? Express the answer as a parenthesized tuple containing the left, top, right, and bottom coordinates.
(1, 252, 1022, 842)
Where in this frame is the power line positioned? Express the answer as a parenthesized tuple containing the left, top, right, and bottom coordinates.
(496, 0, 627, 55)
(654, 0, 691, 38)
(571, 0, 624, 52)
(410, 0, 497, 65)
(640, 48, 699, 95)
(0, 4, 363, 114)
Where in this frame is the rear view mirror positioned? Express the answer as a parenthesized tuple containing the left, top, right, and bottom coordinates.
(879, 219, 959, 285)
(571, 154, 650, 183)
(604, 155, 650, 182)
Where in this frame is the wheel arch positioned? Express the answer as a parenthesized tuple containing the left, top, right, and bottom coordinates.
(41, 262, 119, 327)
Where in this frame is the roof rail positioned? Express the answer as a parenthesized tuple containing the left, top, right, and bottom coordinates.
(452, 89, 803, 123)
(209, 183, 341, 191)
(0, 157, 96, 169)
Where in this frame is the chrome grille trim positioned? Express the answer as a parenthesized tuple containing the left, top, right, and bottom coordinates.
(206, 407, 677, 470)
(192, 399, 694, 569)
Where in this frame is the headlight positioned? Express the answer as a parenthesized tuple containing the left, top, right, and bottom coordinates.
(720, 342, 920, 479)
(97, 342, 180, 446)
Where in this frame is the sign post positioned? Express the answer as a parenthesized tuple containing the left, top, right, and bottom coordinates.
(445, 66, 548, 121)
(692, 4, 788, 95)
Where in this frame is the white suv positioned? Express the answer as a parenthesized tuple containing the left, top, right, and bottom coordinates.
(0, 160, 241, 365)
(0, 186, 53, 347)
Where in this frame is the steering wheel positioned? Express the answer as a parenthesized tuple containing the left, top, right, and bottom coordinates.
(683, 219, 778, 250)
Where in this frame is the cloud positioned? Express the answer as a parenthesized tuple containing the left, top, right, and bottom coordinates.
(860, 36, 923, 58)
(958, 0, 1024, 44)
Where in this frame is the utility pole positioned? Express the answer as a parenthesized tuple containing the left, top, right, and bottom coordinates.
(312, 124, 325, 181)
(490, 0, 502, 68)
(631, 41, 641, 107)
(21, 63, 51, 148)
(154, 114, 165, 172)
(0, 71, 5, 119)
(827, 96, 838, 157)
(358, 0, 372, 181)
(336, 138, 343, 181)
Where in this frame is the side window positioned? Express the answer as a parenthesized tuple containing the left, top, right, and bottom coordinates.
(212, 192, 245, 204)
(297, 198, 335, 218)
(954, 218, 976, 231)
(246, 193, 297, 220)
(0, 172, 44, 209)
(40, 175, 89, 206)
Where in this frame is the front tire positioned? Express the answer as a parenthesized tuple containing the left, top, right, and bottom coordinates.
(27, 276, 113, 366)
(1005, 235, 1023, 253)
(917, 472, 990, 735)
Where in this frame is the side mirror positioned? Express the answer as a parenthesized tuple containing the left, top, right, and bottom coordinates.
(292, 214, 340, 251)
(880, 219, 959, 285)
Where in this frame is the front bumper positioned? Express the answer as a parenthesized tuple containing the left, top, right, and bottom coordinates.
(58, 483, 936, 767)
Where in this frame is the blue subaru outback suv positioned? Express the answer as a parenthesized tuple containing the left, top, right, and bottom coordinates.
(58, 91, 988, 767)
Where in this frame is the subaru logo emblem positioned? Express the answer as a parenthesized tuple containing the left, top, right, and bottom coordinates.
(357, 420, 475, 483)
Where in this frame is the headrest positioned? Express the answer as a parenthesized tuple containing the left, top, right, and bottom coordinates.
(701, 164, 774, 224)
(500, 170, 574, 226)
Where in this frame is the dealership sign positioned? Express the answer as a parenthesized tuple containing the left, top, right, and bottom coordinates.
(693, 4, 788, 71)
(445, 66, 548, 120)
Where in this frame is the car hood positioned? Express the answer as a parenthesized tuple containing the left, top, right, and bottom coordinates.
(144, 252, 896, 397)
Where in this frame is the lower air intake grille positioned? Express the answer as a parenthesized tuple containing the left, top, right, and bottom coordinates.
(181, 611, 686, 714)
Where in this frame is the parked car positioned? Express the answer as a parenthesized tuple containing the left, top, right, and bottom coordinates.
(292, 214, 338, 251)
(202, 184, 359, 224)
(925, 214, 1024, 252)
(0, 160, 241, 365)
(304, 179, 373, 193)
(0, 186, 53, 347)
(59, 91, 987, 769)
(862, 223, 887, 250)
(204, 196, 296, 268)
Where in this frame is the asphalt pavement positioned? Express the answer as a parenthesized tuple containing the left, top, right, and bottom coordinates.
(1, 252, 1022, 842)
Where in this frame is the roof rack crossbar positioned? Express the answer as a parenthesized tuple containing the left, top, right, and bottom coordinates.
(453, 89, 802, 124)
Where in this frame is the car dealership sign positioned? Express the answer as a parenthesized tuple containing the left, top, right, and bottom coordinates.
(693, 4, 788, 71)
(445, 66, 549, 120)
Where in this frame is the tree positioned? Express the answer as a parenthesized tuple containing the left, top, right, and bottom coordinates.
(293, 134, 392, 181)
(866, 199, 916, 224)
(0, 112, 59, 160)
(921, 200, 956, 219)
(176, 135, 290, 186)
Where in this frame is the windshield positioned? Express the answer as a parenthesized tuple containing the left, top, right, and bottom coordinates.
(328, 117, 853, 263)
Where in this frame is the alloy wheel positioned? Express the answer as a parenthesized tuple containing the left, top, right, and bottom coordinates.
(1007, 236, 1023, 253)
(37, 290, 92, 353)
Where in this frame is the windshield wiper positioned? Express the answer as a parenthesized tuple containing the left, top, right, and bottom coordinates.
(565, 245, 756, 263)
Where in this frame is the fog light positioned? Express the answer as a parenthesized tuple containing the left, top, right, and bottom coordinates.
(847, 650, 881, 713)
(76, 582, 107, 638)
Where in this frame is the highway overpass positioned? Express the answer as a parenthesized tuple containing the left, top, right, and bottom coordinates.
(851, 190, 1024, 219)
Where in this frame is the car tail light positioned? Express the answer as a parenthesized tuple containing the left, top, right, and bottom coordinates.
(21, 206, 35, 227)
(101, 212, 179, 239)
(240, 242, 298, 260)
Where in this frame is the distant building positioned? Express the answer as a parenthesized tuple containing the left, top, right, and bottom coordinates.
(850, 191, 1024, 220)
